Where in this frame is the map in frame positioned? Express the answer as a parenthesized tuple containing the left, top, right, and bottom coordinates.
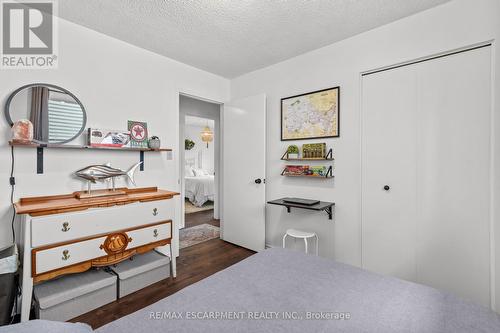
(281, 87, 339, 141)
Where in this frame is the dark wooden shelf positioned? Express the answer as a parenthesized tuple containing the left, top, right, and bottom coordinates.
(281, 165, 333, 178)
(267, 198, 335, 220)
(9, 141, 172, 174)
(281, 148, 334, 161)
(9, 141, 171, 152)
(282, 157, 334, 161)
(281, 173, 334, 178)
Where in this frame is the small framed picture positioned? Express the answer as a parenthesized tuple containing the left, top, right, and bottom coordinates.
(281, 87, 339, 141)
(128, 120, 148, 148)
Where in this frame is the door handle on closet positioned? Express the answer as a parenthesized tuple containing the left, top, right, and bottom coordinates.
(383, 185, 390, 191)
(255, 178, 262, 184)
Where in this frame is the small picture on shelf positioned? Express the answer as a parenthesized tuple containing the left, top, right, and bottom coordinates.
(88, 129, 131, 148)
(128, 120, 148, 148)
(302, 143, 326, 159)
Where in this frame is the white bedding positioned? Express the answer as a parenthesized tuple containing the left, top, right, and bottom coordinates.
(185, 175, 215, 207)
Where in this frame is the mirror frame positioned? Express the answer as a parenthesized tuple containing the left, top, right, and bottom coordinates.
(4, 83, 87, 144)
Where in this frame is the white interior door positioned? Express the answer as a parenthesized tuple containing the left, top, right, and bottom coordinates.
(222, 94, 266, 251)
(362, 46, 491, 306)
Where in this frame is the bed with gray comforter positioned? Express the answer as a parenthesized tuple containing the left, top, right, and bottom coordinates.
(3, 247, 500, 332)
(97, 247, 500, 333)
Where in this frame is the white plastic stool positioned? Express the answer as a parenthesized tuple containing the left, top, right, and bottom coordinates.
(282, 229, 319, 256)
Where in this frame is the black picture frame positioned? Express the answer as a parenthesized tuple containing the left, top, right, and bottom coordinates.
(280, 86, 340, 141)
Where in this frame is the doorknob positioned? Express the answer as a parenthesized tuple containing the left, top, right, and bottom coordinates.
(255, 178, 262, 184)
(383, 185, 390, 191)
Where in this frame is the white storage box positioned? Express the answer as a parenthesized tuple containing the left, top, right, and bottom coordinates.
(34, 269, 117, 321)
(110, 251, 170, 298)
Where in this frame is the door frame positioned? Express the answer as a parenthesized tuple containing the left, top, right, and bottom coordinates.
(177, 91, 224, 233)
(359, 40, 496, 310)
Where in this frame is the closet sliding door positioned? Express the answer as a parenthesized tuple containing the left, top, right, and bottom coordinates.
(361, 66, 418, 282)
(362, 46, 492, 306)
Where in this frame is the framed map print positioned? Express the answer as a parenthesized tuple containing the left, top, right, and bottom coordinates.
(281, 87, 339, 141)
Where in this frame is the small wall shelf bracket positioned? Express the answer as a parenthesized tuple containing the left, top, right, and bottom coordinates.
(139, 151, 145, 171)
(325, 206, 333, 220)
(36, 146, 44, 174)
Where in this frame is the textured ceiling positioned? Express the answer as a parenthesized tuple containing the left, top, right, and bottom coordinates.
(58, 0, 450, 78)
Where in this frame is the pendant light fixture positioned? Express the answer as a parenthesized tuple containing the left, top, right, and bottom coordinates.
(200, 122, 213, 148)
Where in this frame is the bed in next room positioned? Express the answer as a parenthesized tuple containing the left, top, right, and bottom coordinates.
(185, 166, 214, 207)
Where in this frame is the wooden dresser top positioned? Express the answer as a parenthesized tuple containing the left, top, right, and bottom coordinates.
(15, 187, 179, 216)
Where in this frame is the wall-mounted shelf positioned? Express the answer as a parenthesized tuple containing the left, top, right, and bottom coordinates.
(281, 148, 334, 161)
(9, 141, 172, 174)
(267, 198, 335, 220)
(281, 165, 333, 178)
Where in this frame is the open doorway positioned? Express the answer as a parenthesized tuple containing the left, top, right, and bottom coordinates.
(179, 94, 221, 250)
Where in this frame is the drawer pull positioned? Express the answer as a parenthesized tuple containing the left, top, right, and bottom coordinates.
(62, 250, 70, 261)
(153, 208, 158, 216)
(61, 222, 70, 232)
(153, 229, 158, 238)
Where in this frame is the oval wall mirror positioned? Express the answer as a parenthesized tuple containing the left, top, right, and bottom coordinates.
(5, 83, 87, 144)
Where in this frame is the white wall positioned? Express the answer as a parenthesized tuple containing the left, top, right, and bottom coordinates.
(185, 123, 215, 174)
(231, 0, 500, 309)
(0, 18, 230, 254)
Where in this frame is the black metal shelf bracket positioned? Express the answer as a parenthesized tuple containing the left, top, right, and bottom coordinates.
(326, 165, 333, 178)
(139, 151, 145, 171)
(325, 206, 333, 220)
(325, 148, 333, 159)
(36, 147, 44, 174)
(284, 205, 332, 220)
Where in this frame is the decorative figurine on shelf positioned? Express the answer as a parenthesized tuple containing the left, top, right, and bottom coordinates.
(74, 161, 142, 196)
(11, 119, 33, 143)
(286, 145, 299, 159)
(148, 136, 161, 149)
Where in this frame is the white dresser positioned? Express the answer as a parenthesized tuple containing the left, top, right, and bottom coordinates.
(15, 187, 179, 322)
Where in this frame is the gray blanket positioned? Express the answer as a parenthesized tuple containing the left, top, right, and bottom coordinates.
(0, 320, 92, 333)
(96, 247, 500, 332)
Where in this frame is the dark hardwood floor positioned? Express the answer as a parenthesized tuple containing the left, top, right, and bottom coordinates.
(71, 210, 252, 329)
(184, 209, 219, 228)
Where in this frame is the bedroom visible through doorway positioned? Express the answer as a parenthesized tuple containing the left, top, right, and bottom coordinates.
(179, 95, 221, 250)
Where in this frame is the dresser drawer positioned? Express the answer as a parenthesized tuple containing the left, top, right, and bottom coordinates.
(34, 237, 106, 275)
(33, 221, 171, 275)
(127, 221, 171, 246)
(31, 199, 173, 247)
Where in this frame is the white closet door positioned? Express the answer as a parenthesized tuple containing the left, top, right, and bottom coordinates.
(361, 65, 418, 281)
(416, 46, 491, 306)
(362, 46, 492, 307)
